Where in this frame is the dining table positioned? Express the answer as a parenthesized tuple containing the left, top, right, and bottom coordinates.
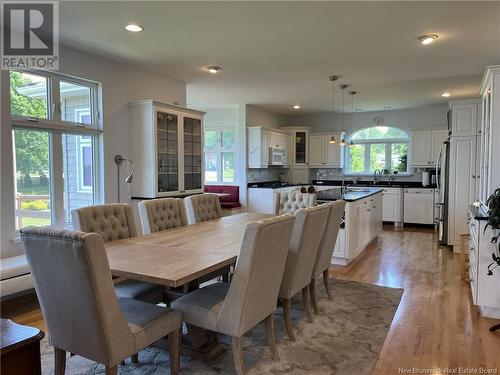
(105, 212, 272, 362)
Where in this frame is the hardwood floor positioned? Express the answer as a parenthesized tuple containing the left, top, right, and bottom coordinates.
(2, 224, 499, 374)
(330, 224, 500, 374)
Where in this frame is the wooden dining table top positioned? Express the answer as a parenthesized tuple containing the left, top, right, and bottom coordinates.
(105, 212, 271, 287)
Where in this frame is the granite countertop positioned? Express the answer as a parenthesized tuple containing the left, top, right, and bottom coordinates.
(313, 180, 438, 189)
(470, 204, 489, 221)
(317, 187, 384, 202)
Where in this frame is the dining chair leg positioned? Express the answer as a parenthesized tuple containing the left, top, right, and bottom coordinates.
(309, 278, 319, 315)
(105, 366, 117, 375)
(131, 353, 139, 363)
(302, 286, 313, 322)
(168, 328, 181, 375)
(54, 347, 66, 375)
(264, 314, 280, 361)
(232, 336, 245, 375)
(282, 298, 295, 342)
(323, 269, 332, 300)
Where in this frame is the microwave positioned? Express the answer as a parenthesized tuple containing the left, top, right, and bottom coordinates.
(269, 148, 287, 165)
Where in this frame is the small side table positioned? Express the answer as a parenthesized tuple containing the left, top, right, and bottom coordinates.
(1, 318, 45, 375)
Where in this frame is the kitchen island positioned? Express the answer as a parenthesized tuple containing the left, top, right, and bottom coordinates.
(317, 187, 384, 265)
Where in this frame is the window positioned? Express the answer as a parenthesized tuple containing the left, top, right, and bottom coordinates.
(10, 70, 101, 230)
(346, 126, 409, 174)
(204, 127, 235, 184)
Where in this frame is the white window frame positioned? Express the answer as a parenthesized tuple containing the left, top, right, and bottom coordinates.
(345, 127, 410, 176)
(76, 136, 93, 193)
(204, 126, 235, 184)
(8, 69, 103, 232)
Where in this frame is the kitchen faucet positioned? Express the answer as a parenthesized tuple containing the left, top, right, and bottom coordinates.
(341, 176, 352, 194)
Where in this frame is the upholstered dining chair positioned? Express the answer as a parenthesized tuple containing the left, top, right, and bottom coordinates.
(138, 198, 187, 234)
(274, 191, 317, 215)
(172, 214, 296, 375)
(278, 204, 329, 341)
(20, 227, 181, 375)
(72, 204, 164, 306)
(310, 200, 346, 314)
(184, 193, 223, 224)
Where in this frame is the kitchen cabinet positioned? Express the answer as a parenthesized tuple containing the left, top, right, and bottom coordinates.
(448, 136, 477, 250)
(410, 129, 448, 168)
(382, 187, 403, 224)
(332, 229, 346, 259)
(279, 127, 310, 167)
(333, 191, 383, 266)
(479, 66, 500, 205)
(129, 100, 205, 198)
(309, 133, 343, 167)
(247, 126, 290, 168)
(451, 102, 479, 137)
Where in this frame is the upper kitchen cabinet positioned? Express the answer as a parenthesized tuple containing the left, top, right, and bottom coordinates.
(281, 127, 310, 167)
(247, 126, 290, 168)
(309, 133, 343, 168)
(450, 101, 480, 137)
(410, 129, 448, 168)
(479, 66, 500, 204)
(129, 100, 205, 198)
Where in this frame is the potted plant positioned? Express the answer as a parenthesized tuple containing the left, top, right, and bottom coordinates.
(484, 188, 500, 333)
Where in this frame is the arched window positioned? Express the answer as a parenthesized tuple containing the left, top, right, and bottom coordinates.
(347, 126, 409, 174)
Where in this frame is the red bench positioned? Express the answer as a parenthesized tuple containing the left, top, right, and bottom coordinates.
(204, 185, 241, 209)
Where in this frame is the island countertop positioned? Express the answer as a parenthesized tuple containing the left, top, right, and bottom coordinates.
(316, 187, 384, 202)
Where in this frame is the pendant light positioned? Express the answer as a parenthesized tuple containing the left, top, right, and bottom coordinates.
(348, 90, 357, 147)
(339, 84, 349, 146)
(328, 75, 339, 144)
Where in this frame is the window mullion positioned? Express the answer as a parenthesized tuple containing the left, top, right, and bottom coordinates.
(50, 77, 61, 121)
(50, 132, 65, 227)
(364, 144, 370, 173)
(386, 143, 392, 171)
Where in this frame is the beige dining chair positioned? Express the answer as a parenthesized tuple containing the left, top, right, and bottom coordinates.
(278, 204, 329, 341)
(138, 198, 187, 234)
(184, 193, 223, 224)
(274, 191, 317, 215)
(20, 227, 181, 375)
(171, 214, 296, 375)
(72, 204, 164, 305)
(310, 200, 346, 314)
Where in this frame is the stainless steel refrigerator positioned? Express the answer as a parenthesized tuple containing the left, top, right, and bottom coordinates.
(436, 140, 449, 244)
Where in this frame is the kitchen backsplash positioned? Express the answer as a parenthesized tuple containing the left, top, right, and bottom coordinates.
(309, 168, 429, 183)
(247, 168, 280, 183)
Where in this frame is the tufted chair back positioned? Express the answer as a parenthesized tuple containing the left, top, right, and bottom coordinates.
(20, 227, 135, 366)
(274, 191, 317, 215)
(184, 193, 223, 224)
(71, 204, 137, 242)
(138, 198, 187, 234)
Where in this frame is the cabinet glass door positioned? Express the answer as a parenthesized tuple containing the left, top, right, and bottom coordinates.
(183, 116, 202, 191)
(295, 131, 307, 164)
(156, 111, 179, 193)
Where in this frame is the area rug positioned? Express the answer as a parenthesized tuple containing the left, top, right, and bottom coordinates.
(40, 279, 403, 374)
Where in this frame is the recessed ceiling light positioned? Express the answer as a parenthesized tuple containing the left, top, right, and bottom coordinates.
(441, 92, 451, 97)
(124, 24, 143, 32)
(292, 105, 301, 110)
(418, 34, 439, 45)
(206, 66, 222, 74)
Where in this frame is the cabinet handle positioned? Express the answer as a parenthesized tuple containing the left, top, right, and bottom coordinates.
(472, 175, 476, 178)
(373, 205, 376, 208)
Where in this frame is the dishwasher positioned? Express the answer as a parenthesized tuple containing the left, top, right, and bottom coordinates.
(403, 188, 435, 224)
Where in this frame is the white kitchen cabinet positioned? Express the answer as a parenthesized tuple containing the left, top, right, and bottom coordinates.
(448, 136, 477, 250)
(382, 187, 403, 224)
(129, 100, 205, 198)
(247, 126, 290, 168)
(411, 129, 448, 168)
(309, 133, 343, 167)
(332, 229, 346, 259)
(279, 127, 310, 167)
(451, 102, 479, 137)
(333, 191, 383, 266)
(479, 66, 500, 205)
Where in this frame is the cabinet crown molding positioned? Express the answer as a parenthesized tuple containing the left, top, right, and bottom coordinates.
(129, 100, 206, 116)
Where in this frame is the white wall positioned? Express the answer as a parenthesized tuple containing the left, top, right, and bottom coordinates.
(0, 46, 186, 258)
(246, 104, 285, 128)
(283, 104, 448, 135)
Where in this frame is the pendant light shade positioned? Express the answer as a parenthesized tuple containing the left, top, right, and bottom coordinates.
(329, 136, 336, 144)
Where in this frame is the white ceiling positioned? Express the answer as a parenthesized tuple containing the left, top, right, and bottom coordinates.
(60, 1, 500, 114)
